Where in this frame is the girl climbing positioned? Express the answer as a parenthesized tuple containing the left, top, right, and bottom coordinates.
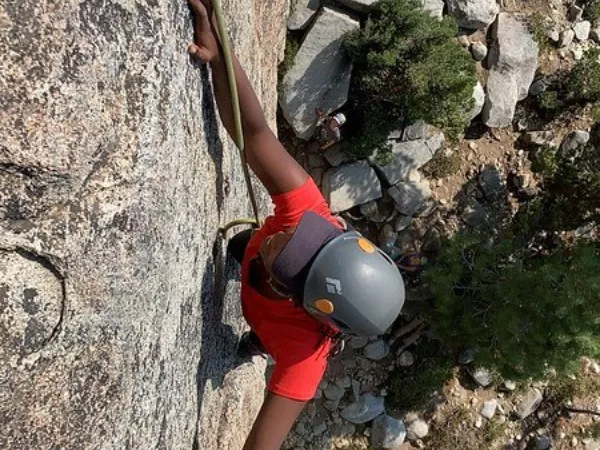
(187, 1, 405, 448)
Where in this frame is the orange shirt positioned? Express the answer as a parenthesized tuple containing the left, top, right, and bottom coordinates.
(241, 178, 341, 401)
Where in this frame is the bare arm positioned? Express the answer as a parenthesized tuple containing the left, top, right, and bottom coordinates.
(188, 0, 308, 195)
(242, 393, 306, 450)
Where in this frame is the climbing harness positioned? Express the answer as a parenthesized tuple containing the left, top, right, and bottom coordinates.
(213, 0, 261, 236)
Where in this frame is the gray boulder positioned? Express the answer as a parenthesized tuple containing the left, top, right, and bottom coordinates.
(0, 0, 287, 448)
(280, 7, 359, 139)
(336, 0, 378, 13)
(388, 181, 432, 216)
(288, 0, 320, 30)
(322, 161, 383, 213)
(370, 131, 445, 185)
(469, 81, 486, 120)
(340, 393, 385, 424)
(483, 13, 539, 128)
(447, 0, 500, 29)
(480, 399, 498, 419)
(323, 145, 349, 167)
(371, 415, 407, 449)
(462, 200, 491, 229)
(574, 21, 592, 41)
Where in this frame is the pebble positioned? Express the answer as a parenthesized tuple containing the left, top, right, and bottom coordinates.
(572, 45, 584, 60)
(468, 141, 478, 150)
(516, 388, 543, 419)
(352, 379, 361, 402)
(406, 419, 429, 441)
(313, 422, 328, 436)
(325, 383, 346, 402)
(559, 29, 575, 48)
(502, 380, 517, 391)
(341, 358, 357, 369)
(335, 376, 352, 389)
(529, 79, 547, 96)
(475, 416, 483, 428)
(363, 340, 390, 361)
(470, 42, 488, 61)
(470, 367, 493, 387)
(481, 399, 498, 419)
(324, 398, 341, 412)
(340, 394, 385, 424)
(457, 34, 470, 47)
(348, 336, 369, 349)
(536, 435, 552, 450)
(397, 351, 415, 367)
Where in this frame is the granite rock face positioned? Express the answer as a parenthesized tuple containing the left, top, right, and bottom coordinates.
(0, 0, 287, 449)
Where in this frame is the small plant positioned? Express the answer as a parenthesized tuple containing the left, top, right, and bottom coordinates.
(529, 13, 551, 54)
(277, 32, 301, 92)
(538, 90, 562, 112)
(343, 0, 477, 159)
(584, 0, 600, 21)
(421, 150, 462, 179)
(567, 48, 600, 104)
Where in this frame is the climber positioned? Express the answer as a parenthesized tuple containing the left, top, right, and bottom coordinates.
(187, 1, 405, 449)
(314, 108, 347, 150)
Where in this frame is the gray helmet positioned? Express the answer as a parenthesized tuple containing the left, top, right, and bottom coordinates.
(302, 231, 405, 336)
(271, 211, 405, 336)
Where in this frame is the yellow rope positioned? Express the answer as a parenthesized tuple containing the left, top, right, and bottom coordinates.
(213, 0, 261, 234)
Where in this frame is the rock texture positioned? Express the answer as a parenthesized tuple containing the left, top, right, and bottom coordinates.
(483, 13, 539, 128)
(0, 0, 287, 449)
(337, 0, 379, 13)
(322, 161, 383, 213)
(288, 0, 320, 30)
(280, 7, 359, 139)
(447, 0, 500, 29)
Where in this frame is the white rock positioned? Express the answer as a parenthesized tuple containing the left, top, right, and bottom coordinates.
(469, 81, 486, 120)
(447, 0, 500, 29)
(280, 7, 359, 139)
(322, 161, 382, 213)
(363, 340, 390, 361)
(471, 41, 488, 61)
(559, 29, 575, 48)
(481, 400, 498, 419)
(502, 380, 517, 391)
(470, 367, 493, 387)
(572, 45, 584, 60)
(574, 21, 592, 41)
(371, 415, 407, 449)
(388, 181, 432, 216)
(421, 0, 445, 20)
(340, 394, 385, 424)
(406, 419, 429, 440)
(397, 351, 415, 367)
(483, 13, 539, 128)
(288, 0, 320, 30)
(516, 388, 543, 419)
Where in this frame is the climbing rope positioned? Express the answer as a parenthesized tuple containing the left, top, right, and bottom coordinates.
(213, 0, 262, 235)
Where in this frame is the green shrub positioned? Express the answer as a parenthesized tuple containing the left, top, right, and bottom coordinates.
(538, 90, 562, 112)
(421, 149, 462, 179)
(425, 235, 600, 381)
(567, 48, 600, 103)
(343, 0, 476, 158)
(531, 143, 600, 231)
(529, 13, 551, 54)
(584, 0, 600, 21)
